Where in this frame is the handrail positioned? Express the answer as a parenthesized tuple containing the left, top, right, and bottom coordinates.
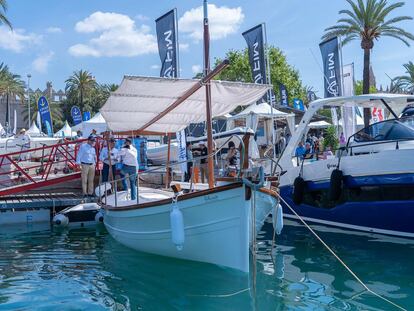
(100, 133, 247, 207)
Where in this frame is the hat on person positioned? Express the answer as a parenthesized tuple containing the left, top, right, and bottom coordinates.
(87, 135, 96, 142)
(20, 128, 26, 133)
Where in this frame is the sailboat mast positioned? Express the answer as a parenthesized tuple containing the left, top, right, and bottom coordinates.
(203, 0, 214, 188)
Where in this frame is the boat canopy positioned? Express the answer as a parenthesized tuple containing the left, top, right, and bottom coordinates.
(100, 76, 271, 134)
(309, 94, 414, 116)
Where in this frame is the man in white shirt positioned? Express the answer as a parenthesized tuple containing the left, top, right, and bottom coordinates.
(99, 138, 118, 183)
(18, 128, 31, 161)
(76, 136, 97, 197)
(118, 137, 138, 200)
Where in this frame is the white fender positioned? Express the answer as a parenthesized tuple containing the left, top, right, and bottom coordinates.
(95, 210, 104, 223)
(273, 204, 284, 235)
(53, 213, 69, 227)
(170, 204, 185, 250)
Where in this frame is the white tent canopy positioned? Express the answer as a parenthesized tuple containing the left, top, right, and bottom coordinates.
(55, 121, 76, 138)
(229, 102, 294, 120)
(27, 122, 42, 136)
(82, 112, 108, 137)
(100, 76, 271, 134)
(308, 120, 331, 129)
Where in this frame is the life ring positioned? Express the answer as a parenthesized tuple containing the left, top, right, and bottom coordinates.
(329, 169, 343, 201)
(292, 176, 306, 205)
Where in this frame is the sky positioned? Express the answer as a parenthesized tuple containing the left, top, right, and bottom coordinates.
(1, 0, 414, 96)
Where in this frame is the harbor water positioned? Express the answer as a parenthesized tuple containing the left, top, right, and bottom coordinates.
(0, 219, 413, 310)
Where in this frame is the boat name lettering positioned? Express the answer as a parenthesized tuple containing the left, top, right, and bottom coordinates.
(204, 194, 219, 201)
(327, 164, 337, 169)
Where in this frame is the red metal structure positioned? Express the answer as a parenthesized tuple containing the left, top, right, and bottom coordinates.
(0, 138, 102, 196)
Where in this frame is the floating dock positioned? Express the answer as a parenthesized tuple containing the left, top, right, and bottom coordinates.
(0, 192, 97, 225)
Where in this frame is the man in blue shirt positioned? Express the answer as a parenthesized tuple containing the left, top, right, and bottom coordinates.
(295, 141, 306, 166)
(76, 136, 97, 197)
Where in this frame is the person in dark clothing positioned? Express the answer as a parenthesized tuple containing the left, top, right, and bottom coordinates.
(184, 142, 193, 182)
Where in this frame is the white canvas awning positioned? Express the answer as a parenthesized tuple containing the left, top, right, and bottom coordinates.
(100, 76, 271, 134)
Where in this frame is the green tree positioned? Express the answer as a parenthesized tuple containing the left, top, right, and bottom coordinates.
(322, 0, 414, 126)
(0, 0, 11, 29)
(323, 126, 339, 150)
(0, 63, 25, 127)
(355, 80, 377, 95)
(393, 61, 414, 93)
(65, 70, 97, 111)
(214, 47, 306, 105)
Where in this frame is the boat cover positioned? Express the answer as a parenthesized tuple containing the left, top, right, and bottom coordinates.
(100, 76, 271, 134)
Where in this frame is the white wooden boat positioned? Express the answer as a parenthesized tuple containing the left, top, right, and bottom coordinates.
(99, 1, 277, 272)
(104, 183, 251, 271)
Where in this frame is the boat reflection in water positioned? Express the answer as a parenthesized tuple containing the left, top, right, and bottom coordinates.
(0, 221, 413, 310)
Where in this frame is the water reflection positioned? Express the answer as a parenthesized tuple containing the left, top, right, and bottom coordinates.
(0, 219, 413, 310)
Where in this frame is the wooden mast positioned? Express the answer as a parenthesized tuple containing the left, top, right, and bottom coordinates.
(203, 0, 214, 188)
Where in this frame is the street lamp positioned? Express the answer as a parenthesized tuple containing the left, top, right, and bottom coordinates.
(27, 74, 31, 128)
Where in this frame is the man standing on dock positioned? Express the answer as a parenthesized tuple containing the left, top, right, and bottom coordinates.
(76, 136, 97, 197)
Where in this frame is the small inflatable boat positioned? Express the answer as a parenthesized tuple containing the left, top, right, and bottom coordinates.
(53, 202, 104, 228)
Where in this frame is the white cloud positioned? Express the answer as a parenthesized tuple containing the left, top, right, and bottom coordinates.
(179, 4, 244, 41)
(0, 26, 41, 52)
(135, 14, 149, 22)
(192, 64, 202, 74)
(32, 51, 54, 73)
(151, 64, 160, 70)
(69, 11, 157, 57)
(179, 43, 189, 52)
(46, 27, 62, 34)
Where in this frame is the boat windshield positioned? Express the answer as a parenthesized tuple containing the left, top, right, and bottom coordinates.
(352, 116, 414, 143)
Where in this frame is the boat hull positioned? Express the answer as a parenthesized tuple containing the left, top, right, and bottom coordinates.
(280, 174, 414, 238)
(104, 184, 251, 272)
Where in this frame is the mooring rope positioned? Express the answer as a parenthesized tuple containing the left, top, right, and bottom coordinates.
(276, 194, 407, 311)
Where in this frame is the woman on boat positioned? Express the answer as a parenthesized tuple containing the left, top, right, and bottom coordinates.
(225, 141, 238, 167)
(100, 137, 118, 183)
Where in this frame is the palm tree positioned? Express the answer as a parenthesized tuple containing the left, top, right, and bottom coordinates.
(393, 61, 414, 93)
(65, 70, 97, 110)
(0, 0, 12, 29)
(322, 0, 414, 126)
(0, 64, 25, 129)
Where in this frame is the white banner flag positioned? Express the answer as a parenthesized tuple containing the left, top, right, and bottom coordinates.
(176, 129, 187, 179)
(342, 63, 356, 140)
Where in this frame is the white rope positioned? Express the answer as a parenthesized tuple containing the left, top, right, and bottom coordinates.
(277, 194, 407, 311)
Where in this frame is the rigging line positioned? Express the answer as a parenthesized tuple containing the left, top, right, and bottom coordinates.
(276, 194, 407, 311)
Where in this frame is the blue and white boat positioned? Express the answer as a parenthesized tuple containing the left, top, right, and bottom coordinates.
(278, 94, 414, 238)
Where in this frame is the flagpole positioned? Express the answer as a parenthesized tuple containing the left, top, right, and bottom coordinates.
(174, 8, 180, 78)
(263, 23, 276, 170)
(203, 0, 214, 188)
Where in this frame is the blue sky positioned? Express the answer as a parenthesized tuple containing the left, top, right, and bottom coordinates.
(1, 0, 414, 96)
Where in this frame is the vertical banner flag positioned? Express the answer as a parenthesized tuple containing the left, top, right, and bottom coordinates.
(156, 9, 178, 78)
(176, 129, 187, 179)
(82, 111, 91, 122)
(279, 83, 289, 106)
(342, 63, 356, 139)
(71, 106, 82, 125)
(243, 24, 267, 102)
(307, 91, 317, 102)
(293, 98, 304, 111)
(319, 37, 342, 98)
(37, 96, 53, 137)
